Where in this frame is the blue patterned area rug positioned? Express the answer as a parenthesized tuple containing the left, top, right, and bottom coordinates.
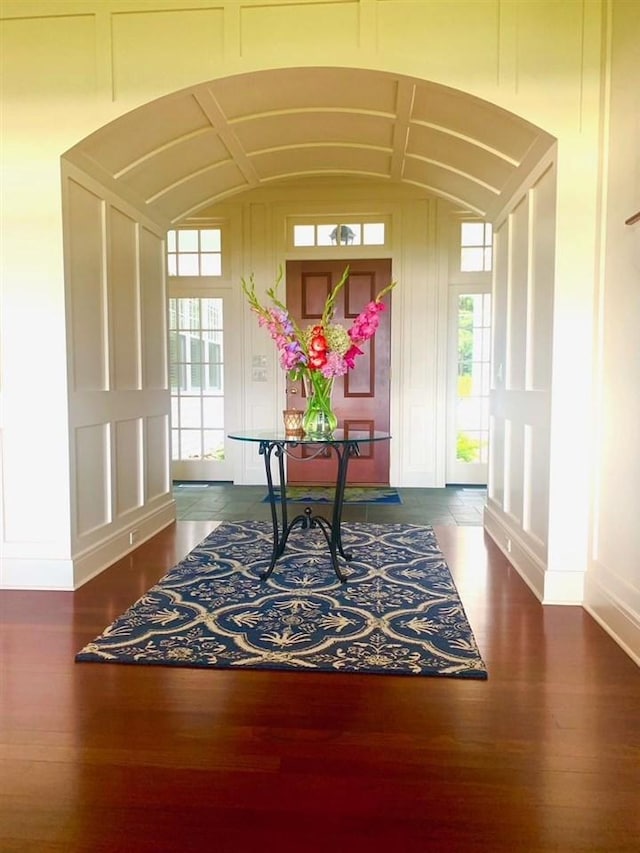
(75, 521, 487, 679)
(262, 486, 402, 505)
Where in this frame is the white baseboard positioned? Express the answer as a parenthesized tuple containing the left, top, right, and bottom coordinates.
(0, 502, 177, 591)
(584, 573, 640, 667)
(483, 504, 586, 604)
(72, 502, 177, 589)
(542, 569, 585, 605)
(484, 506, 638, 666)
(0, 557, 76, 590)
(483, 504, 546, 601)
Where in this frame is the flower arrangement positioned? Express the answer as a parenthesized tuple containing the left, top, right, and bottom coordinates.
(241, 266, 396, 435)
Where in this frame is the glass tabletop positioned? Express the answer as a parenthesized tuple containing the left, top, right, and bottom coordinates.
(227, 429, 391, 445)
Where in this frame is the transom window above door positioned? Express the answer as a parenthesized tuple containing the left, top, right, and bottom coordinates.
(291, 220, 387, 248)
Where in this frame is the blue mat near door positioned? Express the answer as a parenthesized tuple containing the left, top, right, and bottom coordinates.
(262, 486, 402, 505)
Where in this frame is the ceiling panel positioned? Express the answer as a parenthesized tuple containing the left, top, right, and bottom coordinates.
(151, 161, 249, 221)
(406, 125, 513, 191)
(403, 158, 496, 214)
(64, 68, 555, 224)
(411, 85, 537, 162)
(80, 92, 211, 177)
(233, 112, 395, 154)
(119, 129, 232, 201)
(251, 146, 393, 182)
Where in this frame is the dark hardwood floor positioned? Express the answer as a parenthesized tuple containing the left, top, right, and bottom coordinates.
(1, 521, 639, 852)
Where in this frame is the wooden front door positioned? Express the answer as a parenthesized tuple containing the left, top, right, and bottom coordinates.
(285, 259, 393, 485)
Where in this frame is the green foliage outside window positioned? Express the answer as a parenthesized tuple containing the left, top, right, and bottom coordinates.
(457, 432, 482, 463)
(458, 296, 475, 378)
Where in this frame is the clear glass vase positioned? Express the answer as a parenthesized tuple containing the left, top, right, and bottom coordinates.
(302, 371, 337, 437)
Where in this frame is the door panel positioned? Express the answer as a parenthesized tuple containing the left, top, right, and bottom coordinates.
(285, 259, 392, 485)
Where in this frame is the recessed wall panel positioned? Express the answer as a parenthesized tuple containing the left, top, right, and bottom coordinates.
(76, 423, 111, 535)
(489, 415, 504, 504)
(378, 1, 499, 84)
(240, 2, 358, 58)
(115, 418, 143, 516)
(146, 414, 170, 500)
(0, 15, 96, 97)
(507, 419, 524, 524)
(67, 179, 107, 391)
(516, 0, 584, 124)
(109, 207, 141, 390)
(529, 167, 556, 390)
(507, 198, 529, 390)
(111, 9, 223, 97)
(492, 222, 509, 388)
(526, 423, 550, 547)
(140, 226, 167, 390)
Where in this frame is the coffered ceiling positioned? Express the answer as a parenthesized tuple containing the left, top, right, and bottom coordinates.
(65, 67, 555, 225)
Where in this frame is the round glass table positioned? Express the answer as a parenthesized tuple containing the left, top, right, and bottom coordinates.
(227, 430, 392, 582)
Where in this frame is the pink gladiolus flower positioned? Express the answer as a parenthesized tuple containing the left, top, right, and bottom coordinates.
(344, 344, 363, 369)
(349, 301, 385, 343)
(242, 268, 395, 383)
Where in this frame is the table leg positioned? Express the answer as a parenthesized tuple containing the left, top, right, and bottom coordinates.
(260, 441, 286, 581)
(330, 441, 358, 563)
(257, 439, 358, 584)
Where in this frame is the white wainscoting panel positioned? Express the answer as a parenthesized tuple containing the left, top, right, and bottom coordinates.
(67, 179, 107, 392)
(110, 207, 141, 390)
(75, 422, 111, 535)
(116, 417, 143, 516)
(146, 413, 170, 501)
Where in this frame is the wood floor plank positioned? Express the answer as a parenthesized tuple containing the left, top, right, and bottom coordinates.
(1, 521, 639, 852)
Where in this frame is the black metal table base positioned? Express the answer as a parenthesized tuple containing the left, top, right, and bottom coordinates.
(259, 438, 360, 583)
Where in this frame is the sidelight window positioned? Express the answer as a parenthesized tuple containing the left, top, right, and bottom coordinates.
(169, 297, 225, 462)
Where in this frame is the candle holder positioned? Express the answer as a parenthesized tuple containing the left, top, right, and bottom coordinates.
(282, 408, 304, 437)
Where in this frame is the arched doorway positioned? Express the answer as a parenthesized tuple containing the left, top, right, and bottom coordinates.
(61, 67, 556, 584)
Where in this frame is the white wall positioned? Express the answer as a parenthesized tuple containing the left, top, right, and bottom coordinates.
(584, 1, 640, 664)
(61, 164, 175, 588)
(485, 157, 558, 600)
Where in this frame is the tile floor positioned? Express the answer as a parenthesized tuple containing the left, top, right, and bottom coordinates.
(172, 482, 487, 526)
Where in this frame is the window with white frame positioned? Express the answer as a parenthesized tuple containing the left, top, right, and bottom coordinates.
(460, 222, 493, 272)
(169, 297, 225, 461)
(167, 228, 222, 276)
(455, 292, 491, 465)
(292, 220, 386, 248)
